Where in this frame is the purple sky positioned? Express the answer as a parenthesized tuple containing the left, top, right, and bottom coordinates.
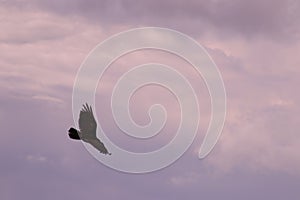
(1, 0, 300, 199)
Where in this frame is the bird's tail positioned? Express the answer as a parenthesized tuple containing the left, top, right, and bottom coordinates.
(68, 127, 81, 140)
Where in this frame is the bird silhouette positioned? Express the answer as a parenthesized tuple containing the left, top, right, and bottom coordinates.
(68, 103, 111, 155)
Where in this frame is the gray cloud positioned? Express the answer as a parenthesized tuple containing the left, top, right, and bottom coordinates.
(6, 0, 299, 40)
(1, 1, 300, 199)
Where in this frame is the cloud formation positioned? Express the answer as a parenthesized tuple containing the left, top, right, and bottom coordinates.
(1, 0, 299, 199)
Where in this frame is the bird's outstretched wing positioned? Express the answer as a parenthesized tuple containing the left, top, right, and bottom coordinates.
(89, 139, 111, 155)
(79, 103, 97, 137)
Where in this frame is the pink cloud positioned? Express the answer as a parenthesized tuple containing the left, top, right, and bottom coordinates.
(1, 1, 300, 199)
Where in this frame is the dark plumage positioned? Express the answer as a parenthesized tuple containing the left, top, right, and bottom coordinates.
(68, 128, 80, 140)
(68, 103, 111, 155)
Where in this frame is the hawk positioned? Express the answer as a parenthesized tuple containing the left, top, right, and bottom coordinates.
(68, 103, 111, 155)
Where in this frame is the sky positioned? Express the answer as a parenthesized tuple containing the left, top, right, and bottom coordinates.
(0, 0, 300, 199)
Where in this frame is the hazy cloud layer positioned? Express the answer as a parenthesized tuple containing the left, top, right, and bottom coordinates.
(1, 0, 299, 199)
(5, 0, 300, 39)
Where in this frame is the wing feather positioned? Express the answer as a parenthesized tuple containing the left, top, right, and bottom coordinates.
(89, 139, 111, 155)
(79, 103, 97, 137)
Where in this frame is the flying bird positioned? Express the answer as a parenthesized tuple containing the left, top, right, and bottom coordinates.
(68, 103, 111, 155)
